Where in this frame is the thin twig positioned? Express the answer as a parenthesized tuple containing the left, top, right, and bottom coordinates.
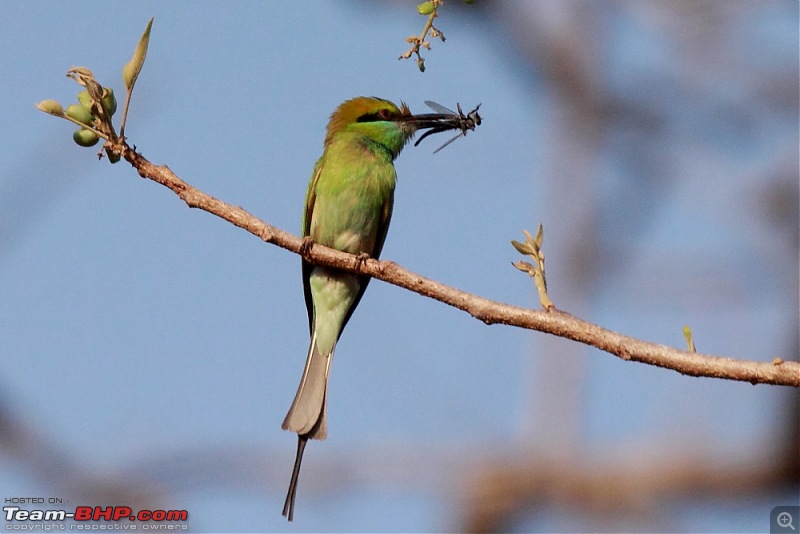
(399, 1, 446, 71)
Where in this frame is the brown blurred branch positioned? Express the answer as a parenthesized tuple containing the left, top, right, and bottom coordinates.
(106, 140, 800, 387)
(461, 448, 798, 533)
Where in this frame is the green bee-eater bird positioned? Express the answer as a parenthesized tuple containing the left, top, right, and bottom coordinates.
(281, 96, 468, 521)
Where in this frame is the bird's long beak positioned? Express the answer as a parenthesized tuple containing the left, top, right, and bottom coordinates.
(397, 102, 482, 151)
(395, 102, 482, 152)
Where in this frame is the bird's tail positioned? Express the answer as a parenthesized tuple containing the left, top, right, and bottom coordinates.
(282, 435, 307, 522)
(281, 334, 333, 521)
(282, 332, 333, 439)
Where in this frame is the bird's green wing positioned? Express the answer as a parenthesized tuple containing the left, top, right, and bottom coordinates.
(337, 169, 395, 334)
(301, 160, 324, 333)
(372, 187, 394, 260)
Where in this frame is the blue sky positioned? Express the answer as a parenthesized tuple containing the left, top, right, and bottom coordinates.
(1, 2, 797, 532)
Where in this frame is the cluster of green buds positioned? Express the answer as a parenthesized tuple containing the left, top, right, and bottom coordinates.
(36, 17, 154, 165)
(36, 72, 121, 163)
(67, 87, 117, 147)
(403, 0, 476, 72)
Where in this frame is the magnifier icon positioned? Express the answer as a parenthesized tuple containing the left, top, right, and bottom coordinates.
(778, 511, 796, 531)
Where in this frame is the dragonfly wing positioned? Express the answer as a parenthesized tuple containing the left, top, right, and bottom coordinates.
(424, 100, 457, 115)
(433, 132, 465, 154)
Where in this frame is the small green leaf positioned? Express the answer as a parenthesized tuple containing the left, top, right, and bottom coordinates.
(36, 100, 64, 116)
(534, 224, 545, 247)
(511, 240, 533, 255)
(417, 1, 435, 15)
(122, 17, 154, 90)
(512, 261, 533, 273)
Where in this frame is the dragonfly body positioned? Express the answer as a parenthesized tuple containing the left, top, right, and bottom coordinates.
(413, 101, 482, 153)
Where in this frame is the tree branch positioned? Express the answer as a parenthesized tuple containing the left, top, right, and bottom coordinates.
(114, 141, 800, 388)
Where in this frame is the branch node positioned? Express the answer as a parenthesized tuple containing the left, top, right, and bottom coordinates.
(378, 259, 398, 275)
(512, 225, 555, 310)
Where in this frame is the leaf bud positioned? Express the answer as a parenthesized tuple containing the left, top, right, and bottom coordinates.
(73, 128, 99, 147)
(66, 104, 94, 125)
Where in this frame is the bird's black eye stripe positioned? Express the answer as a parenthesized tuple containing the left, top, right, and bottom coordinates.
(357, 110, 394, 122)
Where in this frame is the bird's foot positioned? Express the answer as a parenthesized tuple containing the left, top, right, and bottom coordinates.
(354, 252, 371, 271)
(299, 236, 314, 257)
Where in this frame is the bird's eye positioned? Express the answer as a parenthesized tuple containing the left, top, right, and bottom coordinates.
(356, 109, 395, 123)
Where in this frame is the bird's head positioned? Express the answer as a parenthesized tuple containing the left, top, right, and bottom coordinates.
(323, 96, 457, 159)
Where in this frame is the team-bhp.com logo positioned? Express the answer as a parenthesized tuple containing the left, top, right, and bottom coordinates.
(4, 504, 189, 530)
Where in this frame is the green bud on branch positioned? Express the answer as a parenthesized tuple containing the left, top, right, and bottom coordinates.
(36, 100, 65, 117)
(73, 128, 99, 147)
(102, 87, 117, 116)
(66, 104, 94, 125)
(77, 91, 93, 110)
(512, 225, 554, 310)
(417, 2, 435, 15)
(683, 325, 697, 352)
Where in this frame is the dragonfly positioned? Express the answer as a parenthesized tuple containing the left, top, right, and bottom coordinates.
(413, 100, 482, 153)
